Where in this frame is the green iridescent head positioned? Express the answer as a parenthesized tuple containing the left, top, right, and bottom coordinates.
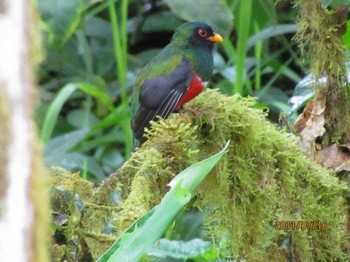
(171, 22, 223, 48)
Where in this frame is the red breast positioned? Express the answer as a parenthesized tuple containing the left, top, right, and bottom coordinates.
(175, 76, 204, 110)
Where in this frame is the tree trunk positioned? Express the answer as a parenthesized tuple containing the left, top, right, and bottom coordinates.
(0, 0, 48, 261)
(294, 0, 350, 167)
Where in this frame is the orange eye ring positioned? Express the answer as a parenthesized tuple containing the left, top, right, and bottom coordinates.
(198, 28, 208, 38)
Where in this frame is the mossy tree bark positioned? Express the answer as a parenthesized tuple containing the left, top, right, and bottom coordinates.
(294, 0, 350, 166)
(0, 0, 48, 261)
(49, 90, 349, 261)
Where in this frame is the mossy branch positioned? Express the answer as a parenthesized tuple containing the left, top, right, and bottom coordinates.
(50, 90, 349, 261)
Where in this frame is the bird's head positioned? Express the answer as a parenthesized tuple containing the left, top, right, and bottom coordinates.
(171, 22, 223, 48)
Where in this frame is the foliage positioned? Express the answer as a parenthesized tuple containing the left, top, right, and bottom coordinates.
(97, 141, 228, 261)
(37, 0, 350, 261)
(37, 0, 302, 181)
(147, 238, 216, 261)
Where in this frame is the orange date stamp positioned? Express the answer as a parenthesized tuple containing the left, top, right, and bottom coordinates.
(274, 220, 328, 231)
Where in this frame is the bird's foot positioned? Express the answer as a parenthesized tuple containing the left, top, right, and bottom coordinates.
(177, 107, 201, 124)
(177, 107, 201, 116)
(180, 113, 192, 124)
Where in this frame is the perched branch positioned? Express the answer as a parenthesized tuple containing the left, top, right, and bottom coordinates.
(49, 90, 348, 261)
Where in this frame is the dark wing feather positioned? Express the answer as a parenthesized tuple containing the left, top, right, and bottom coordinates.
(132, 60, 194, 141)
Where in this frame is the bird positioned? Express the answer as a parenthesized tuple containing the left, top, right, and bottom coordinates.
(131, 21, 223, 145)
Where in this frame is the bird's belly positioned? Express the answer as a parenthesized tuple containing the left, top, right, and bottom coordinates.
(175, 76, 204, 110)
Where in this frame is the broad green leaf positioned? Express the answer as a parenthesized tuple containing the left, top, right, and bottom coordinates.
(72, 128, 125, 152)
(84, 16, 113, 39)
(39, 0, 100, 46)
(39, 0, 84, 46)
(45, 129, 89, 156)
(41, 83, 113, 143)
(247, 24, 297, 50)
(87, 104, 131, 138)
(163, 0, 233, 37)
(141, 11, 183, 33)
(255, 87, 291, 114)
(67, 109, 99, 129)
(44, 129, 105, 180)
(147, 238, 217, 261)
(97, 141, 230, 262)
(169, 211, 205, 241)
(234, 0, 253, 95)
(252, 0, 277, 28)
(101, 149, 125, 174)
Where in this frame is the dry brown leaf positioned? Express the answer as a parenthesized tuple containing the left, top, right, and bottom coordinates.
(296, 95, 326, 155)
(315, 143, 350, 171)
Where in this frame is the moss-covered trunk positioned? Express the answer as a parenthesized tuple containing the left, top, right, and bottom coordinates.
(294, 0, 350, 158)
(0, 0, 48, 261)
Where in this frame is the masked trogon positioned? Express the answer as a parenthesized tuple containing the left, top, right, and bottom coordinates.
(132, 22, 223, 144)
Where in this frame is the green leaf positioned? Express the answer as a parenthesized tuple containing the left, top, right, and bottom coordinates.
(84, 16, 113, 39)
(97, 141, 230, 262)
(44, 129, 105, 180)
(141, 11, 183, 33)
(343, 20, 350, 50)
(163, 0, 233, 37)
(169, 211, 205, 241)
(255, 87, 291, 114)
(41, 82, 113, 143)
(247, 24, 297, 50)
(147, 238, 217, 261)
(252, 0, 277, 28)
(67, 109, 99, 129)
(87, 104, 131, 138)
(234, 0, 253, 95)
(101, 149, 125, 174)
(72, 128, 125, 152)
(45, 129, 89, 156)
(39, 0, 85, 46)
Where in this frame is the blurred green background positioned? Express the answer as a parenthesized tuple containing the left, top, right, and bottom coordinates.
(37, 0, 348, 183)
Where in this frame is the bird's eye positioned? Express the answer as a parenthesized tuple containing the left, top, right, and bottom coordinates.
(198, 28, 208, 38)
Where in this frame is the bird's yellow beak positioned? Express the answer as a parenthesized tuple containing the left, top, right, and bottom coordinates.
(207, 32, 223, 43)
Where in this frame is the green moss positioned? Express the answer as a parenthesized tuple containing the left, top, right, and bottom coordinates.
(294, 0, 345, 81)
(49, 90, 349, 261)
(49, 168, 118, 261)
(127, 89, 347, 260)
(50, 167, 94, 202)
(294, 0, 350, 139)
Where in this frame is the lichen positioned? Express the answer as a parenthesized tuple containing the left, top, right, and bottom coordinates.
(49, 90, 349, 261)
